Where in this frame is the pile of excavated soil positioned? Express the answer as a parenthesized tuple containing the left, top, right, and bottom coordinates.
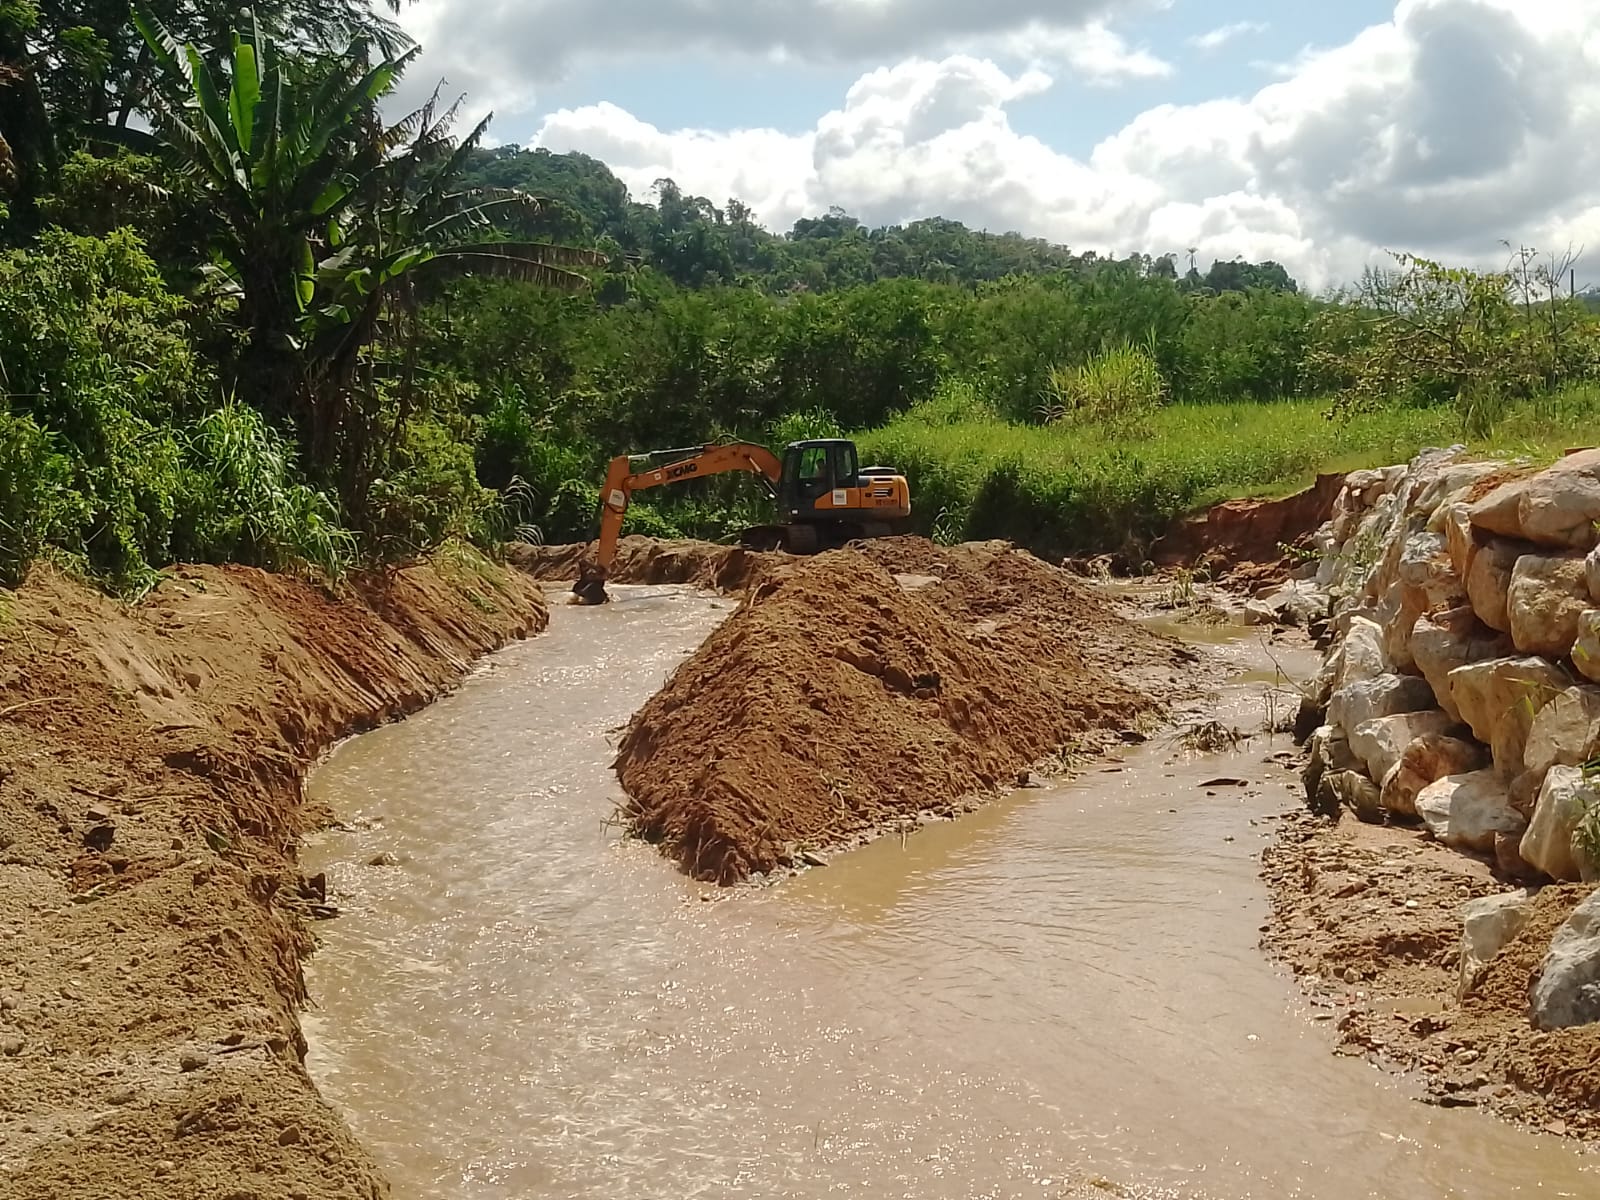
(509, 536, 772, 593)
(0, 558, 546, 1199)
(614, 538, 1192, 883)
(1263, 812, 1600, 1136)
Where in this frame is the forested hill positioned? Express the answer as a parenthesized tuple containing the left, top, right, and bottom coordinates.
(460, 146, 1300, 296)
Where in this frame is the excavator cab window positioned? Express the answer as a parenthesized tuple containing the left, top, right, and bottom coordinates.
(780, 440, 860, 516)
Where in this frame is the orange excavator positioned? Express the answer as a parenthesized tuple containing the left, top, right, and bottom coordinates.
(571, 438, 912, 603)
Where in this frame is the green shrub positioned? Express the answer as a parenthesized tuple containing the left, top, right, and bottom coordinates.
(1043, 342, 1166, 435)
(364, 418, 498, 560)
(0, 411, 71, 587)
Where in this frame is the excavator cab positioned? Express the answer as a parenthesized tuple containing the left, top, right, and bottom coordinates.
(777, 440, 859, 518)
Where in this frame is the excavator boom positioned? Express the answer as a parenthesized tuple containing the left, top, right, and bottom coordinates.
(573, 442, 782, 603)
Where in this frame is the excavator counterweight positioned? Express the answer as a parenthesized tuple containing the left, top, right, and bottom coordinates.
(571, 438, 911, 603)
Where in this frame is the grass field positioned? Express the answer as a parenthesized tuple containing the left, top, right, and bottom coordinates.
(857, 388, 1600, 561)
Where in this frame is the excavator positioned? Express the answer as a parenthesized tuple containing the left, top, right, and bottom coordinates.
(571, 438, 912, 603)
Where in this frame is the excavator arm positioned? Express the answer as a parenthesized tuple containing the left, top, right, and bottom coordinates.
(573, 442, 783, 603)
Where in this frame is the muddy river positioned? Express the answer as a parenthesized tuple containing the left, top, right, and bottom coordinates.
(303, 585, 1597, 1199)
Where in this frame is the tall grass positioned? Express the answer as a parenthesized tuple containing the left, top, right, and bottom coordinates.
(858, 389, 1600, 562)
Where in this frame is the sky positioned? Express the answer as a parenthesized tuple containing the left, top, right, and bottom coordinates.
(391, 0, 1600, 290)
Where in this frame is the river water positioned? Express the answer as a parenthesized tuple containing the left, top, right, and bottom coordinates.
(303, 585, 1597, 1199)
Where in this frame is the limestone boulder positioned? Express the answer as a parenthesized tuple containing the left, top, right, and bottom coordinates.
(1398, 531, 1467, 612)
(1465, 538, 1525, 634)
(1351, 710, 1459, 785)
(1510, 449, 1600, 550)
(1574, 611, 1600, 685)
(1441, 504, 1478, 582)
(1458, 890, 1535, 1000)
(1328, 674, 1439, 740)
(1410, 607, 1513, 720)
(1532, 889, 1600, 1030)
(1507, 553, 1590, 658)
(1588, 546, 1600, 605)
(1380, 735, 1490, 817)
(1524, 685, 1600, 777)
(1334, 616, 1389, 692)
(1468, 474, 1531, 542)
(1303, 725, 1362, 812)
(1415, 459, 1513, 525)
(1319, 770, 1384, 824)
(1415, 771, 1526, 853)
(1520, 766, 1600, 883)
(1447, 657, 1570, 781)
(1376, 586, 1421, 675)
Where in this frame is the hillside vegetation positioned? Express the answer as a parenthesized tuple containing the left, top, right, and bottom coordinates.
(2, 3, 1599, 592)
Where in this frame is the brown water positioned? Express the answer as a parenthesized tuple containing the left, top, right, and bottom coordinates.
(303, 585, 1598, 1199)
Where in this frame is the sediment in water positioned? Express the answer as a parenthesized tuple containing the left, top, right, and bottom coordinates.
(613, 537, 1193, 883)
(0, 558, 547, 1199)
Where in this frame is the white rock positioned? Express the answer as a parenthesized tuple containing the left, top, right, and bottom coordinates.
(1588, 546, 1600, 606)
(1468, 473, 1530, 542)
(1303, 724, 1363, 810)
(1376, 585, 1421, 676)
(1441, 503, 1478, 582)
(1447, 656, 1571, 780)
(1512, 449, 1600, 550)
(1334, 616, 1389, 691)
(1381, 735, 1490, 817)
(1465, 538, 1524, 634)
(1328, 674, 1440, 741)
(1415, 771, 1526, 853)
(1520, 766, 1600, 883)
(1398, 531, 1467, 611)
(1414, 460, 1511, 524)
(1351, 710, 1459, 785)
(1507, 552, 1590, 658)
(1575, 610, 1600, 685)
(1532, 889, 1600, 1030)
(1459, 890, 1535, 1000)
(1410, 607, 1513, 720)
(1524, 686, 1600, 777)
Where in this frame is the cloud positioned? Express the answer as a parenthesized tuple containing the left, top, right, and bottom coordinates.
(400, 0, 1167, 111)
(1190, 20, 1268, 52)
(532, 0, 1600, 289)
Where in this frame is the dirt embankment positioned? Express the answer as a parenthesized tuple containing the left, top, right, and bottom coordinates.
(613, 537, 1194, 883)
(1263, 814, 1600, 1134)
(509, 536, 770, 593)
(0, 558, 547, 1200)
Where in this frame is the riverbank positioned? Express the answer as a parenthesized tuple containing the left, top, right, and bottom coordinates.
(0, 556, 547, 1200)
(1254, 447, 1600, 1138)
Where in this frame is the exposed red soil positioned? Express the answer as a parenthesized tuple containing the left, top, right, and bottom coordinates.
(1263, 811, 1600, 1137)
(509, 536, 772, 593)
(0, 557, 546, 1199)
(1154, 473, 1346, 575)
(614, 538, 1193, 883)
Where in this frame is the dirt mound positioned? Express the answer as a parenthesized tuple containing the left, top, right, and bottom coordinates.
(614, 539, 1189, 883)
(510, 536, 772, 592)
(0, 556, 546, 1198)
(1263, 812, 1600, 1137)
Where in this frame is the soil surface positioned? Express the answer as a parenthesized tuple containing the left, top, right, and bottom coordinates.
(0, 558, 547, 1200)
(509, 535, 770, 593)
(614, 537, 1196, 883)
(1263, 811, 1600, 1137)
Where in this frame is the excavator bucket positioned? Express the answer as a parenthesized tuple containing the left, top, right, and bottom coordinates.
(571, 562, 610, 606)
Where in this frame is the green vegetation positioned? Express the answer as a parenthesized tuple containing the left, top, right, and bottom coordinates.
(4, 5, 1600, 596)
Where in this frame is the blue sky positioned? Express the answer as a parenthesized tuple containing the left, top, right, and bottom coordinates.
(399, 0, 1600, 288)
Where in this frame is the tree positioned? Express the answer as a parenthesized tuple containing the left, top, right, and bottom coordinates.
(132, 5, 602, 498)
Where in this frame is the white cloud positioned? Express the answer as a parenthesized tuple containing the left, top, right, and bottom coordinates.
(995, 21, 1173, 84)
(401, 0, 1165, 101)
(1189, 20, 1268, 52)
(530, 0, 1600, 289)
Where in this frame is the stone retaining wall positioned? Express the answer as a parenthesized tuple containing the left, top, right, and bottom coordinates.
(1294, 446, 1600, 1030)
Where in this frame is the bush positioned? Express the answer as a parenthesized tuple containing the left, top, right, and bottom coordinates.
(1043, 342, 1166, 435)
(0, 411, 71, 587)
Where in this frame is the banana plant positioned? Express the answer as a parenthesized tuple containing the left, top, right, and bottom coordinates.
(130, 4, 605, 479)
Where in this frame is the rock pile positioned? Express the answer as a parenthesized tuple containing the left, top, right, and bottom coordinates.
(1291, 446, 1600, 1032)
